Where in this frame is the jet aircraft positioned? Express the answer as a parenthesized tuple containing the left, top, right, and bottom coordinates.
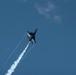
(27, 28, 38, 43)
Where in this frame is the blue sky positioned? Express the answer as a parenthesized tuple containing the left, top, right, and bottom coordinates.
(0, 0, 76, 75)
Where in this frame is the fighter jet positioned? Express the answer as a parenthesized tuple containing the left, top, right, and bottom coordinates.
(27, 28, 38, 43)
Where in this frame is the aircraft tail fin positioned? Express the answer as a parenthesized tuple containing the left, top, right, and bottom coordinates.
(35, 28, 38, 34)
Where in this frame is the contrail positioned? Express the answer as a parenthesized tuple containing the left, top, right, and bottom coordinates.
(5, 42, 30, 75)
(3, 32, 26, 67)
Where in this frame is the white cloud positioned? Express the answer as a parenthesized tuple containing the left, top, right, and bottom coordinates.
(54, 15, 61, 22)
(35, 5, 49, 18)
(35, 2, 62, 23)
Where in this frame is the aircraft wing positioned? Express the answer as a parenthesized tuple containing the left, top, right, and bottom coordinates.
(27, 33, 31, 37)
(32, 36, 36, 43)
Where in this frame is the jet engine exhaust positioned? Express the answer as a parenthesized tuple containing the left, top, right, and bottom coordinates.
(20, 44, 35, 63)
(5, 42, 30, 75)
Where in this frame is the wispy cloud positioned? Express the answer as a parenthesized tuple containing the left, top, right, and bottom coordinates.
(54, 15, 61, 23)
(35, 1, 62, 23)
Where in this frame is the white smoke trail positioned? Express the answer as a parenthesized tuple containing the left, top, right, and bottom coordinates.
(3, 32, 26, 67)
(5, 42, 30, 75)
(20, 44, 35, 63)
